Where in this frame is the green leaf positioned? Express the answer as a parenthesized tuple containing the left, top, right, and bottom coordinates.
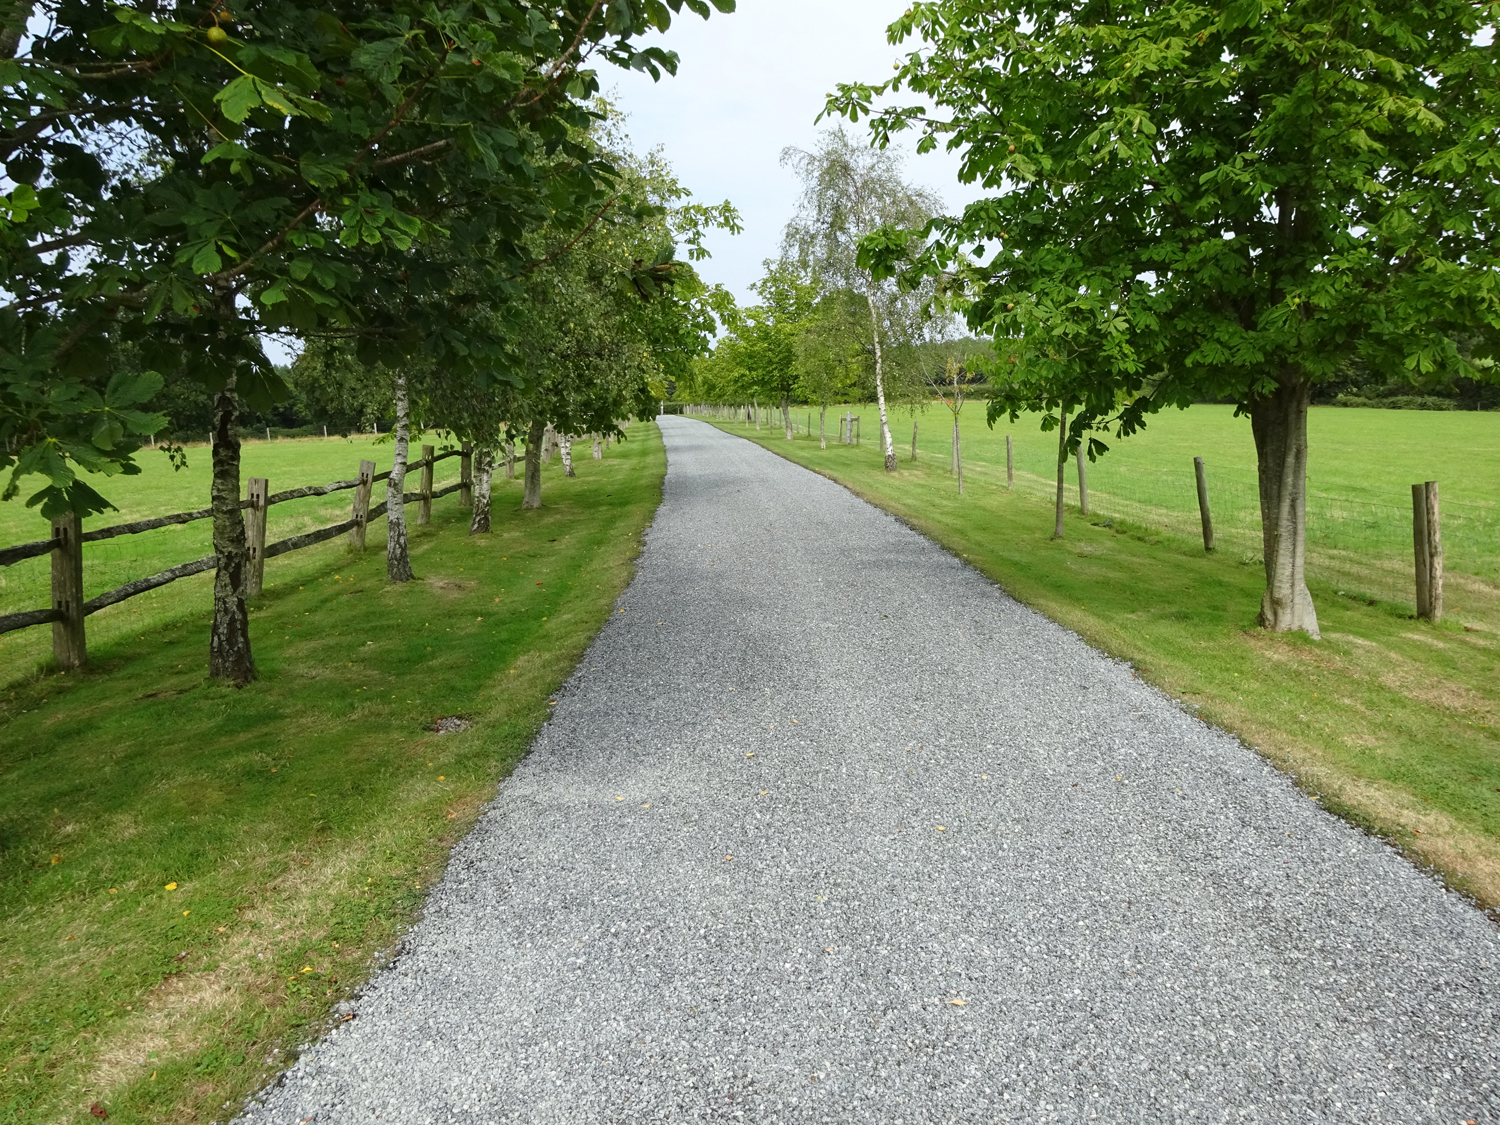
(216, 75, 263, 123)
(190, 241, 224, 275)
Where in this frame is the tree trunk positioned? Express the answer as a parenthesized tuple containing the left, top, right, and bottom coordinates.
(469, 448, 494, 535)
(782, 395, 792, 440)
(954, 416, 963, 494)
(386, 375, 414, 582)
(561, 435, 576, 478)
(1054, 407, 1068, 539)
(911, 420, 918, 462)
(504, 439, 516, 480)
(522, 418, 546, 510)
(753, 398, 759, 431)
(1250, 376, 1320, 637)
(209, 378, 255, 686)
(593, 435, 603, 460)
(819, 407, 827, 449)
(865, 292, 897, 471)
(542, 424, 556, 463)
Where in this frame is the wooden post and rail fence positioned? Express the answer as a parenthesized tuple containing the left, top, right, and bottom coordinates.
(1, 443, 474, 669)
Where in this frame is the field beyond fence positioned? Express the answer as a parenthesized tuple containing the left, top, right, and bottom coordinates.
(696, 401, 1500, 625)
(0, 434, 469, 683)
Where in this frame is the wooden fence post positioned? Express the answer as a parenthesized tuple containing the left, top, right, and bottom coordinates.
(1414, 481, 1443, 622)
(351, 459, 374, 550)
(245, 477, 269, 596)
(1076, 444, 1089, 515)
(911, 420, 918, 461)
(1194, 457, 1215, 552)
(460, 442, 473, 508)
(50, 511, 85, 669)
(1006, 434, 1014, 490)
(418, 444, 434, 526)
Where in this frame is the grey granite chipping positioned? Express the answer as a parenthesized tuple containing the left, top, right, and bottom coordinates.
(238, 416, 1499, 1124)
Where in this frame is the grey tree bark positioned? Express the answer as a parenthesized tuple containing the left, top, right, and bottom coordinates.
(911, 420, 918, 462)
(386, 375, 414, 582)
(954, 416, 963, 495)
(782, 395, 792, 440)
(592, 435, 603, 460)
(1250, 376, 1320, 637)
(819, 406, 827, 449)
(504, 439, 516, 480)
(209, 376, 255, 686)
(561, 435, 576, 478)
(865, 292, 898, 471)
(522, 418, 546, 510)
(542, 424, 557, 463)
(469, 448, 494, 535)
(1053, 408, 1068, 539)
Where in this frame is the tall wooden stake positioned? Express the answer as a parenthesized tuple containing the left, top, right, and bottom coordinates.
(245, 477, 269, 597)
(1194, 457, 1215, 552)
(1414, 481, 1443, 622)
(460, 442, 473, 508)
(50, 511, 85, 669)
(418, 444, 435, 526)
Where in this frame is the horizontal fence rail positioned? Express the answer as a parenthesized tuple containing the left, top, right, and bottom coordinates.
(0, 445, 473, 660)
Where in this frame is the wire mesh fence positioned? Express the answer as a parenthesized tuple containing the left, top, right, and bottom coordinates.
(684, 401, 1500, 619)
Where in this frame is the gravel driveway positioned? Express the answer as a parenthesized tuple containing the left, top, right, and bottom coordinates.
(239, 417, 1498, 1124)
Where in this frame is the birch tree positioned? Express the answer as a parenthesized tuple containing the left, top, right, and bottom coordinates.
(781, 130, 941, 471)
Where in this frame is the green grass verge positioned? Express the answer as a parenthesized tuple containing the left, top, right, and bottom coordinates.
(707, 411, 1500, 913)
(777, 403, 1500, 607)
(0, 424, 665, 1125)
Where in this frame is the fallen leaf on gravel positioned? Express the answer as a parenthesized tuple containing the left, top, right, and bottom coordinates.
(935, 826, 946, 832)
(745, 753, 755, 758)
(615, 796, 624, 801)
(724, 855, 734, 861)
(947, 999, 967, 1006)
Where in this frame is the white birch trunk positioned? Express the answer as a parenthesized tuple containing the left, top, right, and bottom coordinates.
(865, 292, 897, 471)
(561, 436, 576, 478)
(387, 376, 414, 582)
(469, 448, 494, 535)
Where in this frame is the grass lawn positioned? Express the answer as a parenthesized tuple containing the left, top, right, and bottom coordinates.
(705, 406, 1500, 914)
(0, 424, 664, 1125)
(780, 403, 1500, 607)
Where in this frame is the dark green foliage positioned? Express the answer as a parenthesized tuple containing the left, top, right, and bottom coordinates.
(1, 0, 735, 514)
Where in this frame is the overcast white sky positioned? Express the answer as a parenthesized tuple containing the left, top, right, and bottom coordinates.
(605, 0, 982, 306)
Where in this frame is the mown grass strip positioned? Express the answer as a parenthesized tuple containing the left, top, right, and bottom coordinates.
(0, 424, 665, 1125)
(704, 415, 1500, 915)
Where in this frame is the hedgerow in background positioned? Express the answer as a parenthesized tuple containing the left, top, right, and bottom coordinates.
(829, 0, 1500, 638)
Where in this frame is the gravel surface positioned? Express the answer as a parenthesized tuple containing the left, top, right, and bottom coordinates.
(239, 417, 1499, 1125)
